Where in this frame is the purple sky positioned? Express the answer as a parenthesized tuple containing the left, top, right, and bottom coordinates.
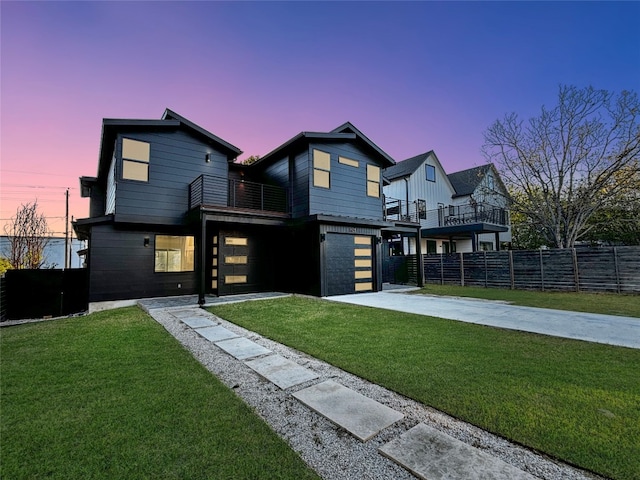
(2, 1, 639, 237)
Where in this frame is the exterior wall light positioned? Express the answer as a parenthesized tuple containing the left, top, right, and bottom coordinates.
(144, 237, 150, 247)
(205, 153, 211, 163)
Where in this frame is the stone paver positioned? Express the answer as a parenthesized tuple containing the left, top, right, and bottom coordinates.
(195, 325, 239, 342)
(215, 337, 272, 360)
(245, 354, 319, 389)
(380, 423, 536, 480)
(292, 380, 403, 441)
(180, 316, 217, 329)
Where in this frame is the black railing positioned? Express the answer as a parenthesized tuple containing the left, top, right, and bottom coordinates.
(384, 198, 426, 224)
(384, 198, 509, 228)
(189, 174, 289, 214)
(437, 203, 508, 227)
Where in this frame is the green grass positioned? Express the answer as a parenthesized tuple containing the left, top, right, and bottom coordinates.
(0, 307, 319, 480)
(413, 284, 640, 318)
(209, 297, 640, 480)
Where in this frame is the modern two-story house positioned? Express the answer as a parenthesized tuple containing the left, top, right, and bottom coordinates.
(73, 110, 413, 309)
(383, 151, 511, 255)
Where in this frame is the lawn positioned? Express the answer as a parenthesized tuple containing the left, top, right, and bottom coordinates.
(209, 296, 640, 480)
(413, 284, 640, 318)
(0, 307, 319, 480)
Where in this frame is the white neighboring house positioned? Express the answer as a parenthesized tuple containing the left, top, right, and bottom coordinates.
(383, 151, 511, 254)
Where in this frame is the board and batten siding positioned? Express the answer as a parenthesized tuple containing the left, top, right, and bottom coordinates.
(113, 130, 229, 225)
(383, 153, 456, 215)
(88, 224, 197, 302)
(308, 142, 384, 221)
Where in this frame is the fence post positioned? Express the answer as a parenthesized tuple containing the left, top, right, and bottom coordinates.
(509, 250, 514, 289)
(440, 254, 444, 285)
(460, 252, 465, 287)
(539, 249, 545, 291)
(572, 248, 580, 292)
(613, 247, 621, 293)
(484, 250, 488, 287)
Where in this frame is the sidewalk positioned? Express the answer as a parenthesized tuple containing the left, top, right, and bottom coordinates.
(326, 290, 640, 349)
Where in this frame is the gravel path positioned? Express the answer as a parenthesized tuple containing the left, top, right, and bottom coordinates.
(148, 305, 603, 480)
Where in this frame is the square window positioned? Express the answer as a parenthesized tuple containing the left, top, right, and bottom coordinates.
(426, 164, 436, 182)
(122, 138, 150, 182)
(154, 235, 194, 272)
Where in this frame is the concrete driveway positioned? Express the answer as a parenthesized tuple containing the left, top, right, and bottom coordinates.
(325, 290, 640, 349)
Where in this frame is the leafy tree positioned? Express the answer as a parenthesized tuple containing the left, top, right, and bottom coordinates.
(0, 257, 11, 275)
(483, 85, 640, 248)
(2, 201, 51, 269)
(582, 164, 640, 245)
(242, 155, 261, 166)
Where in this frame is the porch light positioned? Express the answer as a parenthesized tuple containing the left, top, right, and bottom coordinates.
(205, 153, 211, 163)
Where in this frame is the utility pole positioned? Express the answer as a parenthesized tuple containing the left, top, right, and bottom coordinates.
(64, 188, 69, 269)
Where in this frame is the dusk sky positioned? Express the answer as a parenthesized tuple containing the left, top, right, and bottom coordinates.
(1, 1, 639, 238)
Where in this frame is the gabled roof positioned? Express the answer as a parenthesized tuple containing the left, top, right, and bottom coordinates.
(448, 164, 495, 198)
(96, 109, 242, 180)
(162, 109, 242, 158)
(382, 151, 434, 181)
(330, 122, 395, 167)
(254, 122, 395, 168)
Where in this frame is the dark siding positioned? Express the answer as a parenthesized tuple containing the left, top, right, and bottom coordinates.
(291, 151, 310, 218)
(114, 130, 229, 225)
(88, 224, 197, 302)
(308, 142, 384, 220)
(262, 155, 289, 188)
(89, 184, 105, 218)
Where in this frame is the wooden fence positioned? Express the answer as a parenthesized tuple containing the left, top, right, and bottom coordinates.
(420, 246, 640, 293)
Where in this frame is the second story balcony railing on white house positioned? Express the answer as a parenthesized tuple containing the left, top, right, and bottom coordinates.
(189, 174, 289, 214)
(384, 197, 509, 228)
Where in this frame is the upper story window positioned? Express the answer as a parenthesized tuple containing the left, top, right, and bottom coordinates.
(487, 173, 495, 190)
(122, 138, 150, 182)
(367, 165, 381, 198)
(154, 235, 194, 272)
(426, 164, 436, 182)
(313, 149, 331, 189)
(339, 156, 359, 168)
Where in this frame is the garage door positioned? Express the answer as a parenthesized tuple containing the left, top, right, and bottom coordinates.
(325, 234, 374, 296)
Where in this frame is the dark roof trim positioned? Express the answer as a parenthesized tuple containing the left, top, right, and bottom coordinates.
(383, 151, 434, 181)
(96, 110, 242, 180)
(331, 122, 395, 167)
(79, 176, 97, 198)
(252, 132, 356, 167)
(162, 109, 243, 158)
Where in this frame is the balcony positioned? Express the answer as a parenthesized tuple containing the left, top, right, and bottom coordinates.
(189, 174, 289, 215)
(434, 203, 509, 228)
(384, 198, 509, 229)
(384, 198, 426, 224)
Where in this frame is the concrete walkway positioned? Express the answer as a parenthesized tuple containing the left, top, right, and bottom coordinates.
(326, 290, 640, 349)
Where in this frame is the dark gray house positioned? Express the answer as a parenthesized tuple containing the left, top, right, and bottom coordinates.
(74, 110, 413, 309)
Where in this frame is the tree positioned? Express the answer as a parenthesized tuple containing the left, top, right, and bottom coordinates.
(242, 155, 261, 166)
(582, 165, 640, 245)
(2, 201, 51, 269)
(483, 85, 640, 248)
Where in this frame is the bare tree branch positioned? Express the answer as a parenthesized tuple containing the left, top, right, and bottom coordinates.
(483, 85, 640, 248)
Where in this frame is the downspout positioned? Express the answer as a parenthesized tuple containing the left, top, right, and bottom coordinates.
(404, 177, 410, 220)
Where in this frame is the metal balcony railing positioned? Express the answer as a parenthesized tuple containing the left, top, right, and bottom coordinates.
(384, 198, 426, 223)
(189, 174, 289, 214)
(384, 198, 509, 228)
